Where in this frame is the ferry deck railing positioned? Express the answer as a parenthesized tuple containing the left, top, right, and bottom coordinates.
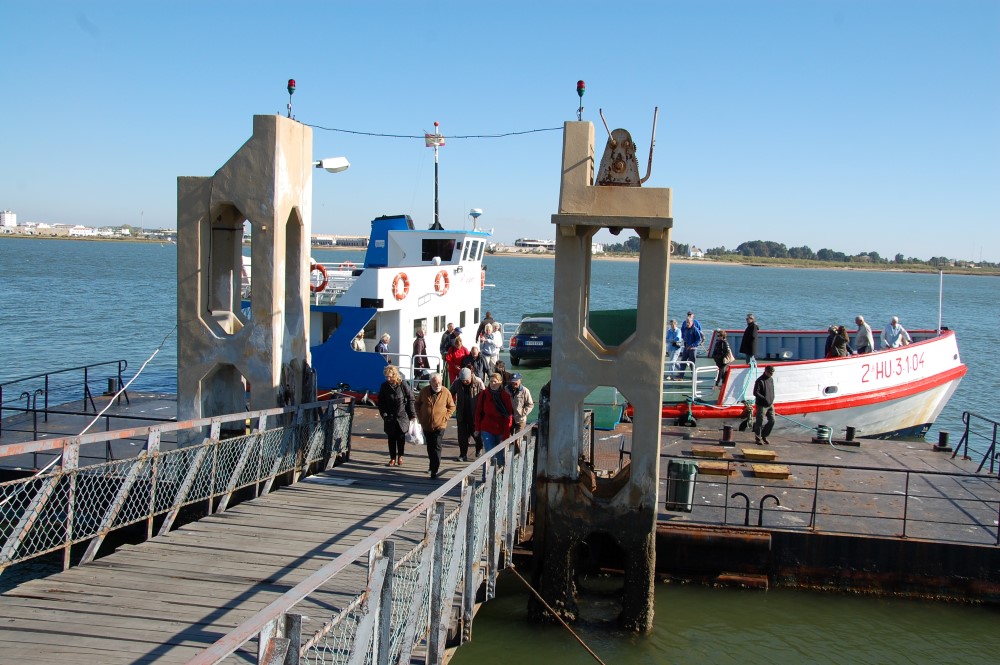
(188, 424, 536, 665)
(0, 360, 137, 439)
(663, 454, 1000, 547)
(952, 411, 1000, 477)
(0, 399, 353, 574)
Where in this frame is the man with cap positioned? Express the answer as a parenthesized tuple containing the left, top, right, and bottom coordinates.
(451, 366, 485, 462)
(505, 372, 535, 437)
(752, 365, 776, 445)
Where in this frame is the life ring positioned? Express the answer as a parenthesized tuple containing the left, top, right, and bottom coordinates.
(434, 270, 450, 295)
(392, 272, 409, 300)
(339, 261, 356, 271)
(480, 269, 486, 290)
(310, 263, 329, 293)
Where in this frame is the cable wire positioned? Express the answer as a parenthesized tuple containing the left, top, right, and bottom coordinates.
(304, 123, 563, 139)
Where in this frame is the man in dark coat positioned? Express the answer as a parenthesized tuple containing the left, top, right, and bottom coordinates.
(412, 329, 430, 379)
(740, 313, 759, 360)
(752, 365, 776, 445)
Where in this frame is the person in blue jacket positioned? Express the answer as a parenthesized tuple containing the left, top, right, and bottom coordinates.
(680, 311, 704, 376)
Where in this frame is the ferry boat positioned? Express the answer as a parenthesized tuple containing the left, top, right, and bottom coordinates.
(664, 327, 967, 439)
(242, 214, 491, 395)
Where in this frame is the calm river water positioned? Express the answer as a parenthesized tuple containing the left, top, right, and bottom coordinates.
(1, 238, 998, 662)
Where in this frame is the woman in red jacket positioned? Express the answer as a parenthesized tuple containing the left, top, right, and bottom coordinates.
(474, 372, 514, 471)
(445, 336, 469, 385)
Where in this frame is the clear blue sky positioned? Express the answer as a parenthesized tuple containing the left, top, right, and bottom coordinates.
(3, 1, 998, 262)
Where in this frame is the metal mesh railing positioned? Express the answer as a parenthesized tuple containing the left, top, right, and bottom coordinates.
(0, 399, 353, 573)
(195, 425, 537, 665)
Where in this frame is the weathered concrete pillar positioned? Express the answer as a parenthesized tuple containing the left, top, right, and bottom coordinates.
(533, 121, 671, 632)
(176, 115, 313, 426)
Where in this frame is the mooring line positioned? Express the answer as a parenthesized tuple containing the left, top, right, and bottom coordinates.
(507, 564, 608, 665)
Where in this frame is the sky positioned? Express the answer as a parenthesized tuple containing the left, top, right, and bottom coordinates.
(2, 1, 998, 262)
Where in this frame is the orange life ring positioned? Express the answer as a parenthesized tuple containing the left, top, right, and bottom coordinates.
(310, 263, 329, 293)
(339, 261, 356, 271)
(392, 272, 409, 300)
(434, 270, 450, 295)
(480, 269, 486, 290)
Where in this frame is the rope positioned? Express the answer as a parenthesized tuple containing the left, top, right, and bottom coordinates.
(32, 325, 178, 477)
(507, 564, 608, 665)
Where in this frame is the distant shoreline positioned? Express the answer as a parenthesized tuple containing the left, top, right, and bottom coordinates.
(4, 235, 994, 276)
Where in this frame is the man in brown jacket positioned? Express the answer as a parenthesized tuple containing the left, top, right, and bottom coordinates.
(416, 373, 456, 478)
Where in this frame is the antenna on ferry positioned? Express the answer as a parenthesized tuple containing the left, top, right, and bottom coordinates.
(426, 121, 445, 230)
(469, 208, 483, 231)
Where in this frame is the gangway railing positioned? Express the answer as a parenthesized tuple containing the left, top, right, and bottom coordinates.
(0, 360, 132, 438)
(188, 424, 536, 665)
(952, 411, 1000, 477)
(0, 399, 353, 574)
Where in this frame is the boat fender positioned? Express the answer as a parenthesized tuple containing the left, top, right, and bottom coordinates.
(434, 270, 450, 295)
(392, 272, 410, 301)
(310, 263, 329, 293)
(480, 269, 486, 290)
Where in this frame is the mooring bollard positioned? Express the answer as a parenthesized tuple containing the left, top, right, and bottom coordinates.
(719, 424, 734, 446)
(933, 431, 952, 452)
(845, 426, 856, 442)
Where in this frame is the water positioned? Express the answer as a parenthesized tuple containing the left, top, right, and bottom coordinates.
(3, 238, 998, 661)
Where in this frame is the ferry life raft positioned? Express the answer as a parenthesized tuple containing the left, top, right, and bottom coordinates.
(665, 328, 967, 439)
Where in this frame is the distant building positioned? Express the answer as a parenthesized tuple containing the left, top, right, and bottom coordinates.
(0, 210, 16, 227)
(514, 238, 555, 250)
(69, 225, 95, 237)
(688, 245, 704, 259)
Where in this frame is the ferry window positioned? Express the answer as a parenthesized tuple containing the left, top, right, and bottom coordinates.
(474, 308, 480, 324)
(422, 238, 457, 262)
(467, 240, 479, 261)
(433, 315, 446, 333)
(462, 242, 471, 261)
(363, 319, 377, 342)
(460, 311, 467, 328)
(413, 318, 427, 338)
(322, 312, 342, 342)
(477, 243, 485, 260)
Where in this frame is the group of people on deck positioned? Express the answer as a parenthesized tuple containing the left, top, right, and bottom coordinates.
(666, 311, 916, 445)
(376, 312, 533, 479)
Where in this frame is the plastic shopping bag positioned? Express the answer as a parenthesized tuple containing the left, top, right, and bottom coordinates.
(406, 419, 425, 446)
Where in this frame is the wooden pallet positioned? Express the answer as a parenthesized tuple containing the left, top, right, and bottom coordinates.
(697, 461, 734, 476)
(690, 445, 726, 459)
(751, 463, 790, 479)
(741, 447, 777, 462)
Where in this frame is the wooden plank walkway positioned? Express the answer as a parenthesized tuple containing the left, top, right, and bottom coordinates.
(0, 408, 466, 664)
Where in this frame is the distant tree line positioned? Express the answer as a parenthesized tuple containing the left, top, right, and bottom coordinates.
(603, 236, 995, 269)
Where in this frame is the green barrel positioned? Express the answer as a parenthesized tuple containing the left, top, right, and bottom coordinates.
(665, 460, 698, 512)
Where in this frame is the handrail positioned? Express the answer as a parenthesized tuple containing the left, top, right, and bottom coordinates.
(0, 399, 354, 574)
(952, 411, 1000, 476)
(188, 422, 536, 664)
(666, 453, 1000, 546)
(1, 360, 130, 437)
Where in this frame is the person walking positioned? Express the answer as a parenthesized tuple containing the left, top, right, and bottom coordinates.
(377, 365, 414, 466)
(475, 311, 496, 342)
(711, 330, 733, 386)
(740, 313, 759, 361)
(752, 365, 776, 445)
(854, 316, 875, 355)
(461, 345, 491, 384)
(665, 319, 683, 380)
(451, 367, 485, 462)
(881, 316, 912, 349)
(505, 372, 535, 436)
(415, 373, 455, 479)
(478, 322, 503, 373)
(375, 333, 392, 363)
(439, 323, 457, 361)
(445, 336, 469, 384)
(412, 329, 430, 379)
(680, 311, 704, 377)
(475, 373, 514, 473)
